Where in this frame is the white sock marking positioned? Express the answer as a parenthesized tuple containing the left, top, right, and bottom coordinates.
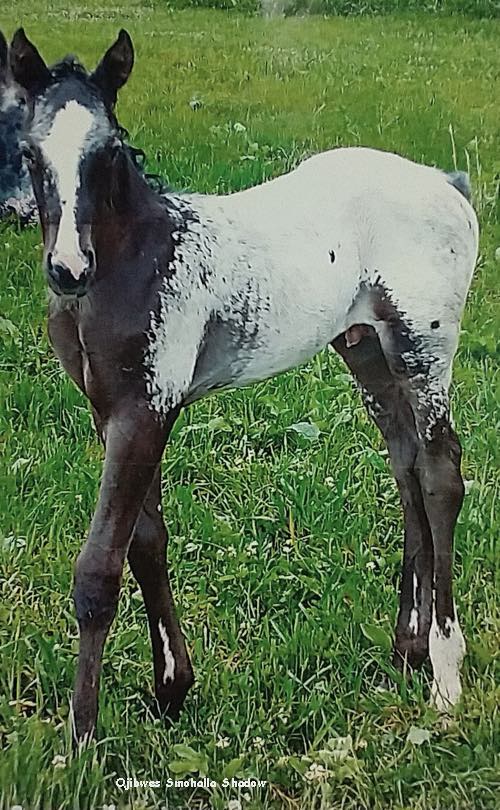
(158, 619, 176, 684)
(429, 612, 466, 711)
(408, 572, 419, 636)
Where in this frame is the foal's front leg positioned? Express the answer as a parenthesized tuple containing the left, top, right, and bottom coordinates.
(72, 403, 174, 741)
(128, 469, 194, 720)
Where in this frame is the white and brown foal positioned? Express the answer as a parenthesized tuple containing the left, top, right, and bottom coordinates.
(10, 28, 478, 740)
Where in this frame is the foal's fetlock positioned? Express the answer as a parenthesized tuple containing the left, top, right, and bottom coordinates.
(393, 630, 429, 673)
(74, 552, 121, 624)
(155, 662, 194, 722)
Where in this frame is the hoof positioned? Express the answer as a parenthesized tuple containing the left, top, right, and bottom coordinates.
(393, 631, 429, 673)
(70, 701, 96, 746)
(430, 679, 462, 712)
(154, 665, 194, 723)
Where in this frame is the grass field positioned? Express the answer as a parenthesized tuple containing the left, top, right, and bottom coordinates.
(0, 1, 499, 808)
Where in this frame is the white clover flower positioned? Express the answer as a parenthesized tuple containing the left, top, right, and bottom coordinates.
(304, 762, 329, 782)
(216, 736, 231, 749)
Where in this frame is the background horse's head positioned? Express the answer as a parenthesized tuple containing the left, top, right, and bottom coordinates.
(10, 28, 134, 296)
(0, 30, 35, 223)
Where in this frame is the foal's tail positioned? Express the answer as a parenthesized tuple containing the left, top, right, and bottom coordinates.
(446, 170, 472, 202)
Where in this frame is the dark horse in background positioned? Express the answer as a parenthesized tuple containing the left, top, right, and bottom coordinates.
(9, 28, 478, 741)
(0, 31, 35, 222)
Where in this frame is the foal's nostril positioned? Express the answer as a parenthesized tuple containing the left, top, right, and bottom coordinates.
(53, 264, 80, 290)
(46, 253, 94, 295)
(85, 249, 96, 271)
(48, 263, 87, 294)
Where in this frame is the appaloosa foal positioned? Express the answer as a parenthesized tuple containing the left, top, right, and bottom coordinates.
(10, 28, 478, 740)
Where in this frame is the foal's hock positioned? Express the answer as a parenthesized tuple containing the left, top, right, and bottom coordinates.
(10, 27, 479, 740)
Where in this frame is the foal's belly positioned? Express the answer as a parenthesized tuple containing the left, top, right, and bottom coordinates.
(187, 247, 353, 400)
(183, 189, 365, 401)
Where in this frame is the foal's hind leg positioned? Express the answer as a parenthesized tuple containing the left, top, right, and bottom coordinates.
(128, 469, 194, 720)
(410, 388, 466, 709)
(332, 331, 434, 670)
(372, 303, 466, 708)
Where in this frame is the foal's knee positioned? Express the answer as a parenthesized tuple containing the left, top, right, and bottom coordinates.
(128, 510, 167, 578)
(73, 548, 121, 630)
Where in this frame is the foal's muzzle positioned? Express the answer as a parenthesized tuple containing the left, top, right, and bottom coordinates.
(46, 251, 96, 297)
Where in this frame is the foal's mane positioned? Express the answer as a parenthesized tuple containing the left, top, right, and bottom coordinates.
(47, 56, 171, 197)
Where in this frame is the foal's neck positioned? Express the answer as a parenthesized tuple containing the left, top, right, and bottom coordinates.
(93, 156, 167, 263)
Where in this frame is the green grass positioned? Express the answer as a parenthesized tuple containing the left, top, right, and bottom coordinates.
(165, 0, 499, 19)
(1, 2, 499, 808)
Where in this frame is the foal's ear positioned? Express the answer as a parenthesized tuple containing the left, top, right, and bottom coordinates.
(91, 29, 134, 107)
(0, 31, 8, 74)
(10, 28, 50, 95)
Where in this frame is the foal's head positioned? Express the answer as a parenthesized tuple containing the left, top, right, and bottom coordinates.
(10, 29, 134, 296)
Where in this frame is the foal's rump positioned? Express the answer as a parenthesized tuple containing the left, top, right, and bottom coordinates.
(352, 156, 478, 385)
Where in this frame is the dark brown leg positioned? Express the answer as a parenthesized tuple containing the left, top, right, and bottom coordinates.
(48, 310, 84, 392)
(72, 403, 177, 741)
(332, 330, 434, 670)
(128, 469, 194, 720)
(413, 405, 466, 709)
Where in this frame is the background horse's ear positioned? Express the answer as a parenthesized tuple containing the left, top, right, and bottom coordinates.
(0, 31, 8, 73)
(10, 29, 50, 95)
(91, 29, 134, 107)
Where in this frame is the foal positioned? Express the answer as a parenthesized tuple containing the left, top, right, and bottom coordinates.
(10, 29, 479, 740)
(0, 31, 35, 222)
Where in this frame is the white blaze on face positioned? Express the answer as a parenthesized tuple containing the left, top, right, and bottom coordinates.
(41, 100, 95, 279)
(158, 619, 176, 684)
